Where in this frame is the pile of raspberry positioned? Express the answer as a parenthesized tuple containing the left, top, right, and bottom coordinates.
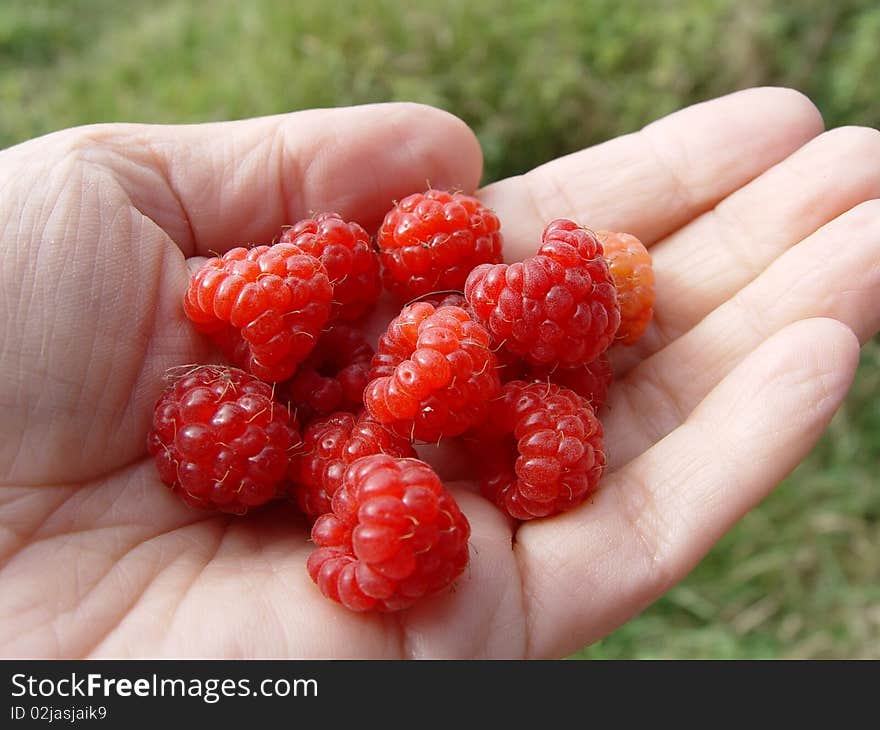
(149, 191, 655, 613)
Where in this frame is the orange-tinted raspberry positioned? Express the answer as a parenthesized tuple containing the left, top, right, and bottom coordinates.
(597, 230, 655, 345)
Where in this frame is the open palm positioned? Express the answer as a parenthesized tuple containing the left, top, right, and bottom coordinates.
(2, 88, 878, 658)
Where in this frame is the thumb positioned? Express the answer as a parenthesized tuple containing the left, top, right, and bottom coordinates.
(37, 102, 483, 256)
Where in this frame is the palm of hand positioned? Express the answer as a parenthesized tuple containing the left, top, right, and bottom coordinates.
(2, 90, 878, 658)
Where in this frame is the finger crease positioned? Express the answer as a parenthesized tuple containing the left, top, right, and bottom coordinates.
(273, 124, 304, 227)
(135, 140, 198, 255)
(709, 202, 765, 280)
(619, 362, 691, 447)
(639, 126, 696, 218)
(612, 469, 678, 595)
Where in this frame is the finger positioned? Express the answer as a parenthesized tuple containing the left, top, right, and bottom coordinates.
(605, 199, 880, 469)
(627, 126, 880, 361)
(50, 103, 483, 256)
(479, 87, 823, 260)
(516, 318, 859, 659)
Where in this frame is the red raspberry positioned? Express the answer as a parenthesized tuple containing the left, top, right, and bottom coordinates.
(378, 189, 503, 302)
(184, 244, 332, 382)
(307, 454, 470, 612)
(363, 302, 500, 442)
(597, 230, 655, 345)
(465, 218, 620, 367)
(468, 380, 605, 521)
(147, 365, 300, 514)
(523, 352, 613, 410)
(279, 213, 381, 321)
(290, 411, 416, 519)
(275, 324, 374, 424)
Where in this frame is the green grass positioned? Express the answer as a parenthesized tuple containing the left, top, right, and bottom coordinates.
(2, 0, 878, 658)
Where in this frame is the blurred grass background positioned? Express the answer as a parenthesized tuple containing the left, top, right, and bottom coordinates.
(1, 0, 878, 658)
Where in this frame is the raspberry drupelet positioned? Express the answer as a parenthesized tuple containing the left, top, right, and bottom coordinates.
(147, 365, 300, 514)
(275, 323, 374, 425)
(289, 410, 416, 520)
(468, 380, 605, 521)
(363, 302, 500, 443)
(377, 189, 503, 302)
(307, 454, 471, 612)
(597, 230, 655, 345)
(465, 218, 620, 367)
(184, 243, 332, 382)
(279, 212, 381, 321)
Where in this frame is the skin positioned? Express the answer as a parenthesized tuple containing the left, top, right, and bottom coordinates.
(1, 88, 879, 659)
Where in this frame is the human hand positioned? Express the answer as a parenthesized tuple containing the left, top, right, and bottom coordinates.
(1, 88, 878, 658)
